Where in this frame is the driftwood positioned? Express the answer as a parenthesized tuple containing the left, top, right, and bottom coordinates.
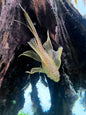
(0, 0, 58, 87)
(0, 0, 86, 115)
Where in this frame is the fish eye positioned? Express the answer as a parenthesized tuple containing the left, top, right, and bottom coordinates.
(55, 71, 59, 76)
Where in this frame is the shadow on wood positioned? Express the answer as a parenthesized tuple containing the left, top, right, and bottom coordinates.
(0, 0, 86, 115)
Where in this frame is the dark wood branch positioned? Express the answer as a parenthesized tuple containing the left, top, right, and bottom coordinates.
(0, 0, 86, 114)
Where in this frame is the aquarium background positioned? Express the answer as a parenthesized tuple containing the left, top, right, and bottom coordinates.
(0, 0, 86, 115)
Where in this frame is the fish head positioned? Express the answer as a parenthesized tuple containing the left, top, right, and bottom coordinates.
(47, 68, 60, 82)
(52, 70, 60, 82)
(43, 63, 60, 82)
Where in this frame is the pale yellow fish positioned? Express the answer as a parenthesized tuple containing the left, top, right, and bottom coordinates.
(75, 0, 77, 4)
(75, 0, 86, 5)
(19, 5, 63, 82)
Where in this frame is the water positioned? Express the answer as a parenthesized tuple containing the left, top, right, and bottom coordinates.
(17, 74, 86, 115)
(0, 72, 86, 115)
(72, 0, 86, 15)
(72, 88, 86, 115)
(18, 76, 51, 115)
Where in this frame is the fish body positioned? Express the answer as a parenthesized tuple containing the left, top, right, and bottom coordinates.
(19, 5, 63, 82)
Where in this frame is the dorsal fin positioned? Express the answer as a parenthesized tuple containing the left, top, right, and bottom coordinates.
(43, 30, 53, 53)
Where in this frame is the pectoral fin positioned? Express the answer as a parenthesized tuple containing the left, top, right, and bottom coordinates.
(43, 31, 53, 53)
(19, 50, 41, 62)
(48, 47, 63, 68)
(27, 67, 43, 74)
(28, 38, 40, 55)
(57, 47, 63, 61)
(53, 47, 63, 68)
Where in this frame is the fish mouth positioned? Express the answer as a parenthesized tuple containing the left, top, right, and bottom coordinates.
(55, 77, 60, 82)
(50, 76, 60, 82)
(54, 74, 60, 82)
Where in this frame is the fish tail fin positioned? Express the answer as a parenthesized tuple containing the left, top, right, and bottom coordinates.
(19, 4, 41, 44)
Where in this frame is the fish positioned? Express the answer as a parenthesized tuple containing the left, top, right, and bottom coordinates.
(75, 0, 77, 4)
(75, 0, 86, 5)
(19, 5, 63, 82)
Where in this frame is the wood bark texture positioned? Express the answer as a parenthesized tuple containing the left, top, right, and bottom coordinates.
(0, 0, 86, 114)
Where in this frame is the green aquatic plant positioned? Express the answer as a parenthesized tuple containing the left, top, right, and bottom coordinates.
(12, 100, 16, 104)
(19, 5, 63, 82)
(18, 112, 29, 115)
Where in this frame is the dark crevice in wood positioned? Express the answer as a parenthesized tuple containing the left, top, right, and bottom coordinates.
(0, 0, 86, 114)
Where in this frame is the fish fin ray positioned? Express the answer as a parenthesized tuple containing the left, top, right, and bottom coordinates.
(19, 50, 41, 62)
(53, 47, 63, 68)
(28, 38, 39, 54)
(19, 4, 39, 39)
(43, 30, 53, 53)
(27, 67, 43, 74)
